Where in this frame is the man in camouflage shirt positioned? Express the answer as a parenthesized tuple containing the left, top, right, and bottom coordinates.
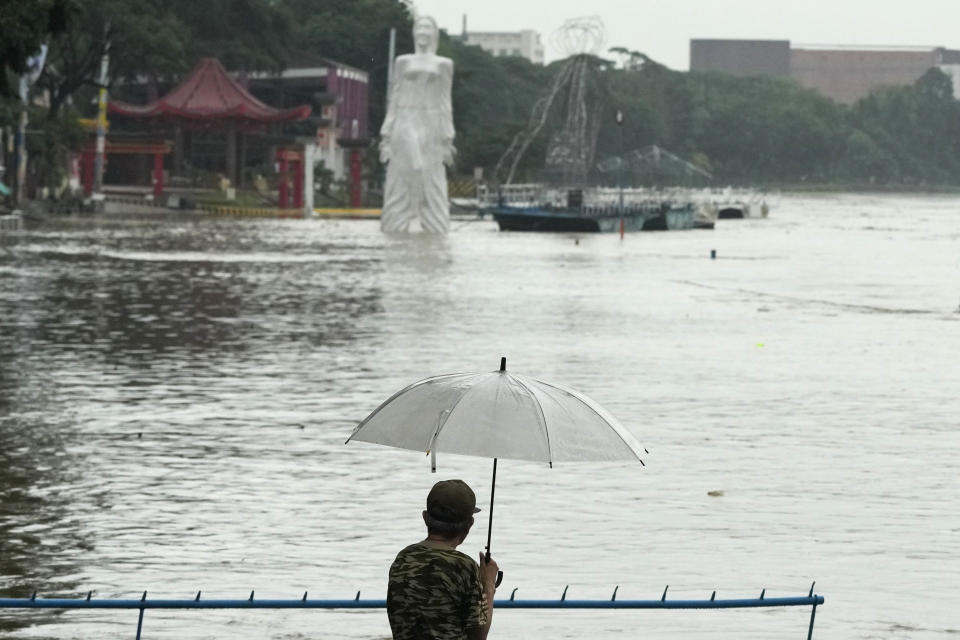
(387, 480, 500, 640)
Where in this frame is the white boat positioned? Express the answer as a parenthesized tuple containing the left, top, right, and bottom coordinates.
(695, 187, 774, 219)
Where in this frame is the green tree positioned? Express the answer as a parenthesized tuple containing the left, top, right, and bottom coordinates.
(0, 0, 72, 99)
(444, 37, 553, 177)
(40, 0, 292, 117)
(25, 103, 85, 193)
(39, 0, 187, 117)
(653, 71, 846, 183)
(850, 68, 960, 184)
(838, 129, 898, 182)
(168, 0, 292, 73)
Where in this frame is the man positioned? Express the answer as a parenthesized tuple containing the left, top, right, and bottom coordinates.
(387, 479, 500, 640)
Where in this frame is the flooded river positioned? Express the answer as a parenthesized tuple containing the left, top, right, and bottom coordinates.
(1, 193, 958, 639)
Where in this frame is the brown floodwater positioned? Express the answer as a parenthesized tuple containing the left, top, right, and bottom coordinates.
(1, 194, 958, 639)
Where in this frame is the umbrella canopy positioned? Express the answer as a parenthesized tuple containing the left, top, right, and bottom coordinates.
(347, 359, 646, 469)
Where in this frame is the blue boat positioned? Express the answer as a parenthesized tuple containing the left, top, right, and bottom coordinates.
(491, 201, 696, 232)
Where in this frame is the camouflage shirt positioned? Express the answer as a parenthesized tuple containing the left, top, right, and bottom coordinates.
(387, 542, 487, 640)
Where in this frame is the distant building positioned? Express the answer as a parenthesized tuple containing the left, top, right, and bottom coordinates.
(790, 45, 953, 104)
(460, 14, 544, 65)
(690, 39, 790, 77)
(938, 48, 960, 100)
(689, 39, 960, 103)
(463, 30, 545, 64)
(246, 55, 369, 180)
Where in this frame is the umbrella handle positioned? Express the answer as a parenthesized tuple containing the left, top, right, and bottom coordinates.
(485, 459, 503, 588)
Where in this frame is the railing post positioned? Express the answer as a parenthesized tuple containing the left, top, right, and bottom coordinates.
(0, 588, 824, 638)
(806, 601, 818, 640)
(136, 591, 146, 640)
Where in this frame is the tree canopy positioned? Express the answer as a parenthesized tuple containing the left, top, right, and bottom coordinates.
(0, 0, 71, 98)
(4, 0, 960, 188)
(494, 55, 960, 187)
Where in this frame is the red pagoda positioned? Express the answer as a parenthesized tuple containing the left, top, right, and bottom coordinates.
(92, 58, 311, 206)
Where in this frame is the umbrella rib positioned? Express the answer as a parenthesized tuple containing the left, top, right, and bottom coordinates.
(429, 387, 474, 452)
(533, 379, 644, 462)
(511, 375, 553, 466)
(345, 374, 461, 445)
(429, 375, 499, 464)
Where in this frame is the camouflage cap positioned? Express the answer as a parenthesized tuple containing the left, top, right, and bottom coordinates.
(426, 479, 481, 523)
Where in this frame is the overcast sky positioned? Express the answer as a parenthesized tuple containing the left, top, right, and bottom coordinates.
(411, 0, 960, 69)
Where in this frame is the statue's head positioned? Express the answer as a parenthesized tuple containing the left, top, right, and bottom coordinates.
(413, 15, 439, 54)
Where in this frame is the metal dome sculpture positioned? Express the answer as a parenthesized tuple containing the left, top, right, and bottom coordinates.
(494, 16, 609, 186)
(549, 15, 606, 57)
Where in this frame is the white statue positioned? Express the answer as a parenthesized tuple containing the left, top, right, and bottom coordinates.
(379, 15, 455, 233)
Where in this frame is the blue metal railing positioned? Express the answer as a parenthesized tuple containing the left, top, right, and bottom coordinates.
(0, 583, 824, 639)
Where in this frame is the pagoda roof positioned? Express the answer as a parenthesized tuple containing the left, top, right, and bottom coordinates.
(109, 58, 311, 123)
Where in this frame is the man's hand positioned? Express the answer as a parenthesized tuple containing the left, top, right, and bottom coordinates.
(479, 553, 499, 591)
(470, 553, 499, 640)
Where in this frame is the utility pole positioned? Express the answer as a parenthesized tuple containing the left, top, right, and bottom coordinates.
(616, 108, 625, 239)
(13, 45, 47, 206)
(92, 40, 110, 210)
(14, 109, 27, 207)
(302, 141, 315, 218)
(386, 28, 397, 108)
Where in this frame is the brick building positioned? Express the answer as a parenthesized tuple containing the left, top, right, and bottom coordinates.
(690, 39, 960, 103)
(690, 39, 790, 77)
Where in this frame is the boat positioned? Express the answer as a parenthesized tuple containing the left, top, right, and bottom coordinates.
(492, 201, 695, 232)
(480, 185, 698, 233)
(692, 209, 716, 230)
(695, 187, 772, 219)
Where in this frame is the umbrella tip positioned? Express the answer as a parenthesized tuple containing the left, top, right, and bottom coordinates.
(499, 357, 506, 372)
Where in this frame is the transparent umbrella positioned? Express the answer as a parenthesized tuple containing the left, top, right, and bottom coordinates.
(346, 357, 648, 574)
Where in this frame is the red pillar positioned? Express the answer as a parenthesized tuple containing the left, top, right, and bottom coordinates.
(349, 149, 362, 208)
(153, 152, 164, 201)
(292, 158, 303, 209)
(277, 155, 289, 208)
(82, 150, 94, 195)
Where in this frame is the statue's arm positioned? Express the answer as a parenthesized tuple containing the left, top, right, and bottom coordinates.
(380, 57, 407, 163)
(440, 59, 456, 166)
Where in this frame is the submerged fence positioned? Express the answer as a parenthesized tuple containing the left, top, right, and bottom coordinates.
(0, 583, 823, 639)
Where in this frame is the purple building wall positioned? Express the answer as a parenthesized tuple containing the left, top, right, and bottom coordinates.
(245, 60, 369, 142)
(325, 65, 369, 141)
